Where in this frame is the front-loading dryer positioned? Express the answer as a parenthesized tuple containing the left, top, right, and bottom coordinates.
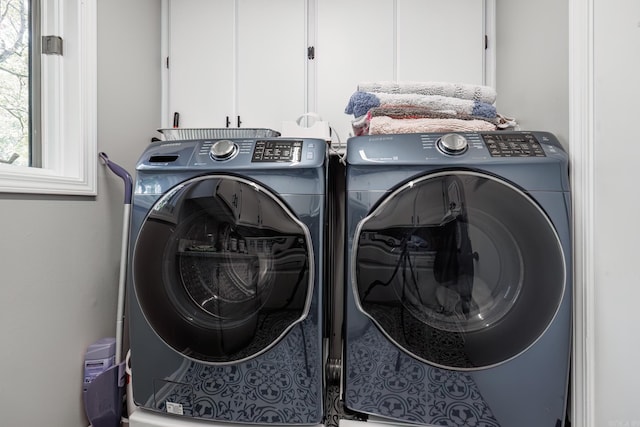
(128, 137, 327, 425)
(343, 131, 571, 427)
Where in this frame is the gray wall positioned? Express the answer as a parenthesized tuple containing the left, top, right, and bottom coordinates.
(496, 0, 569, 147)
(0, 1, 161, 425)
(0, 1, 571, 426)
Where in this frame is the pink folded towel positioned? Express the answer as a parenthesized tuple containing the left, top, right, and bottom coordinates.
(368, 116, 497, 135)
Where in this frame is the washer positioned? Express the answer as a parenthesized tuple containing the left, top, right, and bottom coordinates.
(128, 137, 327, 425)
(343, 131, 571, 427)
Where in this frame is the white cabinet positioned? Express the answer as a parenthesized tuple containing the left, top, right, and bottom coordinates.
(235, 0, 307, 131)
(167, 0, 234, 129)
(166, 0, 307, 130)
(315, 0, 490, 143)
(164, 1, 493, 139)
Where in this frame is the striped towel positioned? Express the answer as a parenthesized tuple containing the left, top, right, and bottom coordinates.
(368, 106, 500, 125)
(345, 91, 497, 120)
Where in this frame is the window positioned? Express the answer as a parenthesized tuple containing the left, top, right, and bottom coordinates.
(0, 0, 29, 166)
(0, 0, 96, 195)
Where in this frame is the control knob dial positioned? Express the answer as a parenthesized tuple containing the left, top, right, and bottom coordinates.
(437, 133, 468, 155)
(210, 139, 238, 160)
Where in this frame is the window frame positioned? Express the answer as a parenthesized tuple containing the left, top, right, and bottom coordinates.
(0, 0, 97, 196)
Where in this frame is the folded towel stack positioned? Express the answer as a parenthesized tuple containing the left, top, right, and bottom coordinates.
(344, 81, 516, 136)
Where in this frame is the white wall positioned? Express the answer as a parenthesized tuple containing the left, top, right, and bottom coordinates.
(593, 1, 640, 425)
(0, 1, 160, 425)
(498, 0, 640, 424)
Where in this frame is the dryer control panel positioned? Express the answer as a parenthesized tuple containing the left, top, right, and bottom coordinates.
(347, 131, 565, 165)
(482, 133, 546, 157)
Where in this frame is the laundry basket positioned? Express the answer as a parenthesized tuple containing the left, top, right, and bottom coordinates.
(158, 128, 281, 141)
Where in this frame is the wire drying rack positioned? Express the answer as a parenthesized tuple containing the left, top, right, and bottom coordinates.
(157, 128, 281, 141)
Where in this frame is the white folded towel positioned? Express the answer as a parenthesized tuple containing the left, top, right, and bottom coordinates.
(357, 81, 497, 105)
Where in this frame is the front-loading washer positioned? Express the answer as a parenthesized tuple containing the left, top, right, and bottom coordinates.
(128, 137, 327, 425)
(343, 131, 572, 426)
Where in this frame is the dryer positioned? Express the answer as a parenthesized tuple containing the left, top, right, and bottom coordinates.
(343, 131, 571, 426)
(128, 137, 327, 425)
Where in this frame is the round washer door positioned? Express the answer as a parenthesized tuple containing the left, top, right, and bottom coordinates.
(353, 171, 566, 370)
(133, 175, 314, 364)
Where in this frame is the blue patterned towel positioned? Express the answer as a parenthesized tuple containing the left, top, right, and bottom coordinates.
(345, 91, 497, 119)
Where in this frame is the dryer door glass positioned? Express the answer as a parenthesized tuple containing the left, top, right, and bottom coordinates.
(133, 175, 313, 364)
(354, 171, 566, 369)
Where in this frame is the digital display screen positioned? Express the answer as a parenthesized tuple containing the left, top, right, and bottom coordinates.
(482, 133, 546, 157)
(252, 140, 303, 162)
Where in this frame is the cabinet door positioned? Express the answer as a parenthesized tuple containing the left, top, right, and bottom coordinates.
(168, 0, 235, 128)
(236, 0, 307, 131)
(316, 0, 488, 142)
(396, 0, 485, 84)
(167, 0, 306, 131)
(316, 0, 396, 145)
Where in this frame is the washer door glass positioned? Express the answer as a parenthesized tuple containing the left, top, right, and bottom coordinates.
(354, 171, 566, 369)
(133, 175, 313, 364)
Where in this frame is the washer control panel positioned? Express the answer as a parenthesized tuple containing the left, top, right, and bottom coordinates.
(482, 133, 546, 157)
(251, 140, 303, 163)
(140, 138, 326, 170)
